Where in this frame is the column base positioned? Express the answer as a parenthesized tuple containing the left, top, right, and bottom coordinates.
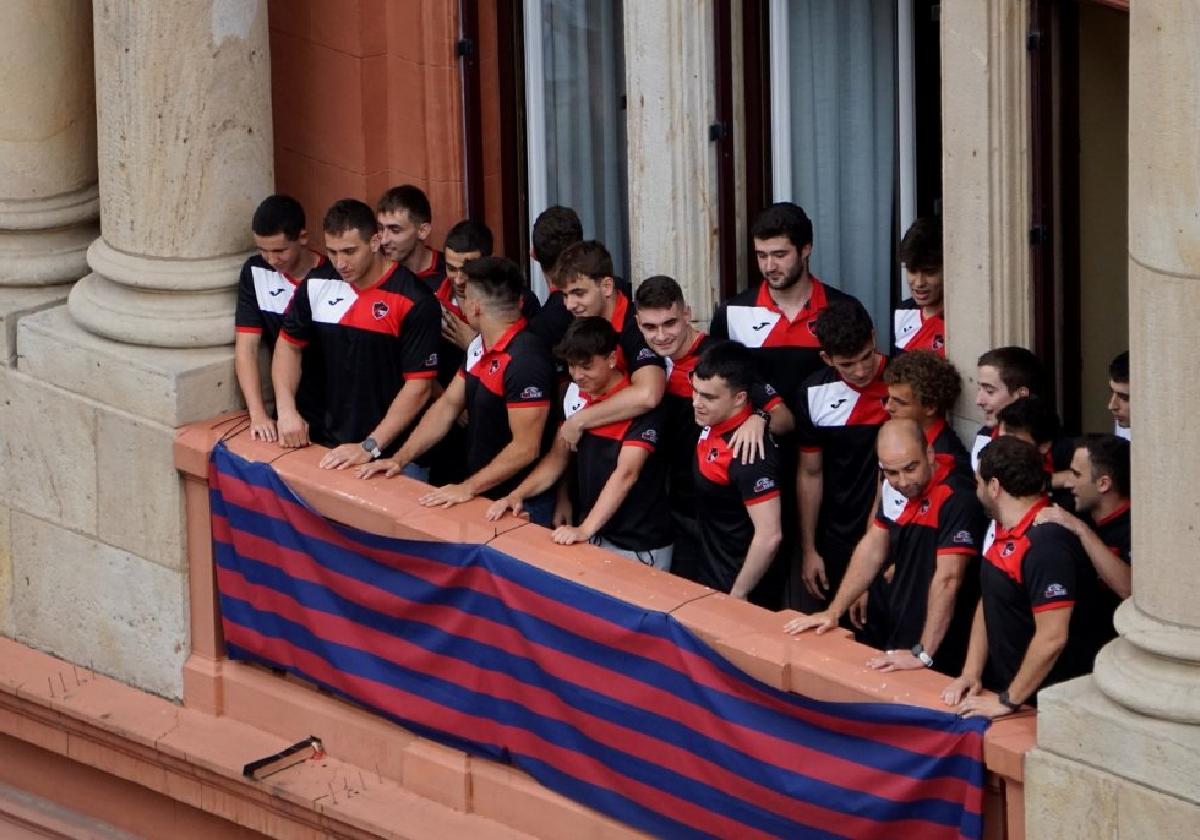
(68, 271, 237, 348)
(0, 224, 97, 287)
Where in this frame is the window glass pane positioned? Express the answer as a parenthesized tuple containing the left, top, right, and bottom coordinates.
(538, 0, 630, 278)
(785, 0, 897, 336)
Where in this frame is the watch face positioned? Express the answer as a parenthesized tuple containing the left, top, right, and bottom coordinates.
(361, 437, 377, 452)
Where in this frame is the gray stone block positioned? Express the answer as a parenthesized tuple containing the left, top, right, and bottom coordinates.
(0, 287, 71, 368)
(0, 502, 11, 637)
(10, 511, 186, 699)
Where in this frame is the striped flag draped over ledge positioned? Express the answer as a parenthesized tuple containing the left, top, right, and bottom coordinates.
(209, 443, 987, 839)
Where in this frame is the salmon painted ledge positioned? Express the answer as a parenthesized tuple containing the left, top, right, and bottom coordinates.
(42, 410, 1036, 840)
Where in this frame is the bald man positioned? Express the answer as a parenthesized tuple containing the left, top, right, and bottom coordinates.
(785, 419, 985, 676)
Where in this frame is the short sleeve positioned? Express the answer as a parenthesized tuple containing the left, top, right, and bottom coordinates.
(729, 436, 781, 506)
(709, 303, 729, 340)
(398, 292, 442, 379)
(235, 260, 264, 334)
(749, 379, 783, 412)
(936, 489, 986, 556)
(620, 325, 667, 375)
(793, 382, 820, 452)
(1024, 527, 1080, 613)
(503, 344, 556, 408)
(280, 278, 314, 346)
(623, 407, 662, 452)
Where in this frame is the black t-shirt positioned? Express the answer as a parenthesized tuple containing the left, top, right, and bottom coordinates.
(880, 418, 973, 522)
(710, 277, 855, 409)
(1086, 501, 1132, 646)
(795, 357, 891, 556)
(980, 498, 1101, 696)
(281, 260, 440, 450)
(693, 407, 782, 593)
(563, 379, 672, 551)
(234, 252, 328, 427)
(874, 462, 985, 675)
(662, 333, 784, 518)
(459, 319, 557, 499)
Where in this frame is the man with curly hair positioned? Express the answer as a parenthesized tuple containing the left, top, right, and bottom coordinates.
(883, 350, 970, 478)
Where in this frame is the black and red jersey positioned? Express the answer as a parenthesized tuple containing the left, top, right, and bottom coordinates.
(980, 497, 1100, 695)
(562, 379, 672, 551)
(661, 333, 784, 517)
(458, 319, 557, 499)
(880, 417, 973, 522)
(710, 277, 855, 407)
(281, 260, 440, 449)
(1086, 500, 1132, 644)
(873, 460, 985, 675)
(412, 249, 448, 295)
(795, 356, 891, 555)
(235, 252, 328, 424)
(607, 292, 666, 377)
(893, 299, 945, 356)
(693, 406, 781, 594)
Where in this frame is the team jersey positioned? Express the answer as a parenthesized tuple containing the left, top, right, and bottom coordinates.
(412, 248, 448, 295)
(234, 252, 328, 426)
(880, 417, 973, 523)
(893, 299, 946, 356)
(693, 406, 782, 594)
(873, 461, 985, 675)
(979, 497, 1101, 696)
(281, 260, 440, 450)
(710, 276, 854, 408)
(795, 356, 891, 556)
(562, 379, 672, 551)
(459, 319, 557, 499)
(1086, 501, 1132, 644)
(661, 333, 784, 517)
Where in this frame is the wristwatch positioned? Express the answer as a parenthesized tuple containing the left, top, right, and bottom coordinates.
(361, 437, 383, 460)
(754, 408, 772, 426)
(998, 691, 1022, 712)
(910, 643, 934, 668)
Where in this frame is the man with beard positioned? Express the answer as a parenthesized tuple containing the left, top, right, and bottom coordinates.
(785, 419, 984, 677)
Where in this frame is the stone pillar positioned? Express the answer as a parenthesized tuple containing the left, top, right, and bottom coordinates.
(1028, 2, 1200, 836)
(68, 0, 273, 348)
(940, 0, 1033, 439)
(0, 1, 272, 700)
(624, 2, 721, 323)
(0, 0, 99, 363)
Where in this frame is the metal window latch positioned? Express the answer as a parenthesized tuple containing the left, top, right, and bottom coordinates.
(709, 122, 730, 142)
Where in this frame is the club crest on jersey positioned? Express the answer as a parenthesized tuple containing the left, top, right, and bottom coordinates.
(521, 386, 543, 400)
(753, 477, 775, 493)
(1043, 582, 1067, 599)
(933, 335, 945, 350)
(372, 301, 389, 319)
(807, 319, 818, 335)
(1001, 541, 1017, 557)
(706, 446, 720, 462)
(918, 498, 931, 515)
(489, 359, 501, 374)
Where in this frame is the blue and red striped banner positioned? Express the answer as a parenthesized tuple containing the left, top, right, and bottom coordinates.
(209, 443, 986, 839)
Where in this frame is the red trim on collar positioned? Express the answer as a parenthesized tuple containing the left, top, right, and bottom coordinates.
(608, 291, 630, 330)
(924, 417, 947, 447)
(995, 496, 1050, 542)
(359, 260, 399, 292)
(707, 405, 753, 438)
(414, 249, 443, 278)
(579, 375, 632, 405)
(1094, 499, 1131, 527)
(484, 317, 528, 354)
(754, 276, 829, 320)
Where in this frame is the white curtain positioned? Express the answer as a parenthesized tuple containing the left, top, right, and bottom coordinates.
(785, 0, 896, 340)
(539, 0, 630, 277)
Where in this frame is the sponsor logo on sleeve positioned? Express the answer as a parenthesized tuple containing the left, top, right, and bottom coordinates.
(1043, 583, 1068, 599)
(636, 347, 655, 361)
(424, 353, 439, 367)
(952, 529, 974, 545)
(641, 429, 658, 443)
(764, 383, 777, 396)
(521, 386, 544, 400)
(753, 477, 776, 493)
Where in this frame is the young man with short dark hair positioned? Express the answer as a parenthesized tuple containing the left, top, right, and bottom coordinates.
(551, 241, 667, 450)
(1108, 351, 1130, 440)
(274, 199, 440, 473)
(527, 205, 584, 348)
(691, 341, 784, 598)
(376, 184, 445, 292)
(971, 346, 1046, 471)
(634, 275, 793, 582)
(893, 217, 945, 356)
(996, 395, 1074, 508)
(358, 257, 558, 521)
(795, 298, 890, 611)
(1037, 434, 1131, 643)
(235, 194, 328, 443)
(943, 436, 1100, 718)
(486, 317, 674, 568)
(710, 202, 857, 402)
(786, 419, 984, 677)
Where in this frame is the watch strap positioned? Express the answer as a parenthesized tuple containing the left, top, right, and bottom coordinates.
(998, 690, 1021, 712)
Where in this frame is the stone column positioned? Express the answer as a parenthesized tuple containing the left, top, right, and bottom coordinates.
(1028, 2, 1200, 836)
(940, 0, 1033, 439)
(67, 0, 273, 348)
(0, 0, 99, 362)
(0, 1, 272, 701)
(624, 2, 721, 323)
